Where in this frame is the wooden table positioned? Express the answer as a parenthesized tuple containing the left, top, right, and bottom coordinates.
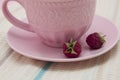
(0, 0, 120, 80)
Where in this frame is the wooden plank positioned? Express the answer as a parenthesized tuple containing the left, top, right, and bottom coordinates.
(114, 0, 120, 30)
(96, 0, 118, 20)
(0, 52, 46, 80)
(0, 33, 13, 66)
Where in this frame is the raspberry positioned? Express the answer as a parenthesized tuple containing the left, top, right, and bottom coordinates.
(63, 39, 82, 58)
(86, 32, 106, 49)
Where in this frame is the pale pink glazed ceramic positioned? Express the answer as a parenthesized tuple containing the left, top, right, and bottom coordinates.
(7, 16, 120, 62)
(0, 0, 3, 7)
(2, 0, 96, 47)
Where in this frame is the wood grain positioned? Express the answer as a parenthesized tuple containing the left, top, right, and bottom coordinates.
(0, 0, 120, 80)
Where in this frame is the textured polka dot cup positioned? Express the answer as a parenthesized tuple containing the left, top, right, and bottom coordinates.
(2, 0, 96, 47)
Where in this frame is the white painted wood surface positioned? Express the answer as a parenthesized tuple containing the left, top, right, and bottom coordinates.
(0, 0, 120, 80)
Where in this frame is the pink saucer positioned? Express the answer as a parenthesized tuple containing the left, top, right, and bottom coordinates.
(7, 16, 119, 62)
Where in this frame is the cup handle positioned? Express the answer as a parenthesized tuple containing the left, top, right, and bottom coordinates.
(2, 0, 34, 32)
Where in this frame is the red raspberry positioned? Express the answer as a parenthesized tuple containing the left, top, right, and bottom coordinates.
(86, 32, 106, 49)
(63, 39, 82, 58)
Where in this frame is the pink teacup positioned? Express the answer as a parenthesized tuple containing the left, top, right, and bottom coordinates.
(2, 0, 96, 47)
